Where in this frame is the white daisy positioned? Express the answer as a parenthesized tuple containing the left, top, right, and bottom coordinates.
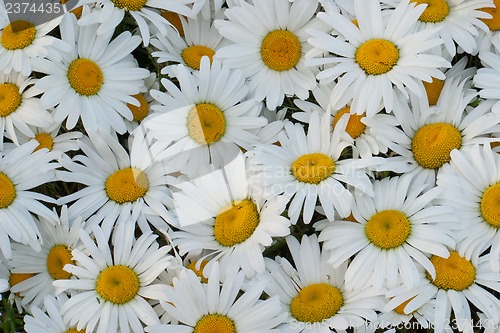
(143, 57, 267, 176)
(317, 173, 457, 291)
(0, 251, 27, 313)
(8, 206, 84, 311)
(474, 47, 500, 113)
(384, 251, 500, 333)
(305, 0, 450, 117)
(378, 291, 436, 329)
(0, 71, 52, 148)
(57, 129, 176, 237)
(33, 12, 149, 135)
(437, 143, 500, 272)
(214, 0, 319, 110)
(0, 9, 70, 76)
(475, 0, 500, 53)
(263, 235, 384, 332)
(146, 262, 287, 333)
(0, 141, 58, 259)
(170, 152, 291, 277)
(53, 220, 173, 333)
(249, 110, 378, 224)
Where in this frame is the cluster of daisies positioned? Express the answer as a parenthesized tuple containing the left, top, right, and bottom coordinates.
(0, 0, 499, 332)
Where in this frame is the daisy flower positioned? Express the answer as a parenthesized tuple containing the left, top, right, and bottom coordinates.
(170, 152, 291, 277)
(24, 295, 84, 333)
(0, 8, 70, 76)
(8, 206, 84, 310)
(34, 12, 149, 135)
(475, 0, 500, 52)
(249, 110, 378, 224)
(474, 47, 500, 113)
(0, 141, 58, 259)
(150, 9, 228, 76)
(0, 71, 52, 147)
(366, 76, 500, 178)
(0, 252, 27, 313)
(437, 143, 500, 272)
(378, 290, 436, 329)
(317, 173, 457, 291)
(384, 251, 500, 333)
(214, 0, 319, 110)
(143, 57, 267, 176)
(305, 0, 450, 117)
(57, 129, 176, 237)
(53, 220, 173, 333)
(76, 0, 203, 46)
(146, 262, 287, 333)
(263, 235, 384, 332)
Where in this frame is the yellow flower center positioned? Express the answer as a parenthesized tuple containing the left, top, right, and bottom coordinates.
(186, 260, 209, 283)
(47, 245, 74, 280)
(427, 251, 475, 291)
(60, 0, 83, 18)
(291, 153, 335, 184)
(355, 39, 399, 76)
(261, 30, 302, 72)
(480, 183, 500, 228)
(1, 20, 36, 50)
(411, 123, 462, 169)
(411, 0, 450, 23)
(290, 283, 344, 323)
(365, 210, 411, 249)
(105, 167, 149, 204)
(34, 133, 54, 152)
(161, 10, 185, 36)
(332, 107, 366, 139)
(423, 77, 444, 106)
(187, 103, 226, 145)
(0, 83, 22, 117)
(181, 45, 215, 70)
(67, 58, 104, 96)
(9, 273, 34, 287)
(214, 199, 259, 247)
(65, 328, 85, 333)
(127, 93, 149, 122)
(0, 172, 16, 209)
(111, 0, 146, 11)
(193, 314, 236, 333)
(96, 265, 140, 304)
(481, 0, 500, 31)
(393, 296, 416, 315)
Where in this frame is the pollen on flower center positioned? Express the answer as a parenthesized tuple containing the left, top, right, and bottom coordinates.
(105, 167, 149, 204)
(0, 83, 22, 117)
(423, 78, 444, 106)
(333, 107, 366, 139)
(291, 153, 335, 184)
(67, 58, 104, 96)
(411, 0, 450, 23)
(214, 199, 260, 247)
(96, 265, 140, 304)
(0, 172, 16, 209)
(194, 314, 236, 333)
(480, 0, 500, 31)
(412, 123, 462, 169)
(261, 30, 302, 72)
(161, 10, 185, 36)
(480, 183, 500, 228)
(1, 20, 37, 50)
(65, 328, 85, 333)
(290, 283, 344, 323)
(355, 39, 399, 76)
(187, 103, 226, 145)
(427, 251, 475, 290)
(47, 245, 74, 280)
(111, 0, 146, 11)
(9, 273, 34, 287)
(186, 260, 209, 283)
(182, 45, 215, 70)
(34, 133, 54, 151)
(393, 296, 416, 315)
(127, 93, 149, 122)
(365, 210, 411, 249)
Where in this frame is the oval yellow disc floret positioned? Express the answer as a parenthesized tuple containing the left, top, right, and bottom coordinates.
(182, 45, 215, 70)
(186, 260, 209, 283)
(111, 0, 146, 11)
(261, 30, 301, 72)
(194, 314, 236, 333)
(214, 199, 259, 247)
(411, 0, 450, 23)
(291, 153, 335, 184)
(1, 20, 36, 50)
(47, 245, 74, 280)
(480, 0, 500, 31)
(423, 77, 444, 106)
(333, 107, 366, 139)
(0, 172, 16, 209)
(96, 265, 140, 304)
(67, 58, 104, 96)
(290, 283, 344, 323)
(427, 251, 475, 291)
(393, 296, 416, 315)
(127, 93, 149, 122)
(365, 210, 411, 249)
(355, 39, 399, 75)
(480, 183, 500, 228)
(105, 167, 149, 204)
(0, 83, 22, 117)
(187, 103, 226, 145)
(34, 133, 54, 152)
